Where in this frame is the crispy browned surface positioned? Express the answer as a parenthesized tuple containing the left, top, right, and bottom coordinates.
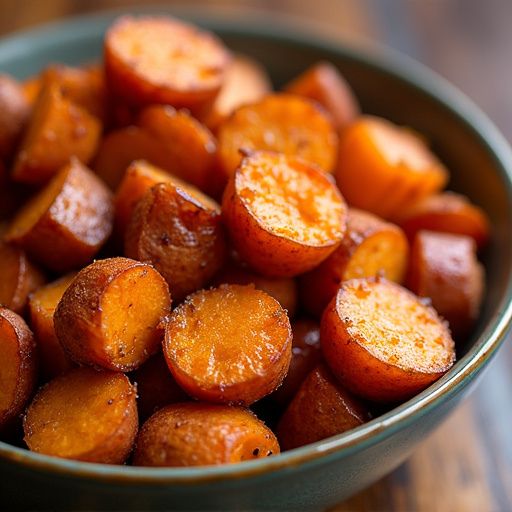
(271, 319, 321, 406)
(217, 93, 338, 183)
(6, 159, 113, 272)
(104, 16, 230, 112)
(164, 284, 292, 405)
(132, 352, 189, 421)
(0, 241, 45, 314)
(0, 74, 30, 161)
(396, 192, 490, 249)
(54, 257, 171, 372)
(300, 208, 409, 317)
(125, 181, 226, 303)
(284, 61, 359, 131)
(133, 402, 279, 467)
(336, 116, 448, 219)
(222, 150, 347, 277)
(0, 307, 37, 430)
(12, 84, 101, 185)
(277, 363, 368, 450)
(28, 274, 76, 381)
(321, 277, 455, 402)
(23, 368, 137, 464)
(407, 231, 484, 339)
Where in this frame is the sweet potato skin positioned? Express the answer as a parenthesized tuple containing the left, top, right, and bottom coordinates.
(6, 159, 114, 272)
(321, 278, 455, 402)
(133, 402, 279, 467)
(277, 363, 368, 450)
(0, 307, 38, 430)
(23, 368, 138, 464)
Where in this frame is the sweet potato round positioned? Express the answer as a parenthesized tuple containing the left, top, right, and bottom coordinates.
(23, 368, 138, 464)
(300, 208, 409, 317)
(125, 181, 226, 303)
(321, 277, 455, 402)
(0, 307, 38, 430)
(222, 151, 347, 277)
(54, 257, 171, 372)
(6, 158, 113, 272)
(133, 402, 279, 467)
(277, 363, 368, 450)
(407, 230, 484, 339)
(104, 15, 230, 112)
(164, 284, 292, 405)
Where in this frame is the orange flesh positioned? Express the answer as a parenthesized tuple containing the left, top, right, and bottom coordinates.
(0, 318, 19, 417)
(237, 151, 345, 246)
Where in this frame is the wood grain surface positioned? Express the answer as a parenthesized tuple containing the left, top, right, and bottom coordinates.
(1, 1, 511, 510)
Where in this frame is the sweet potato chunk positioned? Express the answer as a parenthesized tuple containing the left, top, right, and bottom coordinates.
(28, 274, 76, 380)
(22, 75, 42, 107)
(395, 192, 490, 249)
(0, 308, 37, 430)
(217, 93, 338, 183)
(23, 368, 137, 464)
(0, 242, 45, 314)
(300, 208, 408, 317)
(222, 151, 347, 277)
(407, 231, 484, 339)
(12, 84, 101, 185)
(104, 15, 230, 112)
(132, 352, 189, 421)
(200, 54, 272, 131)
(54, 257, 171, 371)
(164, 284, 292, 405)
(321, 277, 455, 402)
(284, 61, 359, 130)
(336, 116, 448, 219)
(277, 363, 368, 450)
(133, 403, 279, 466)
(271, 319, 321, 406)
(0, 75, 30, 161)
(6, 159, 113, 272)
(125, 182, 226, 303)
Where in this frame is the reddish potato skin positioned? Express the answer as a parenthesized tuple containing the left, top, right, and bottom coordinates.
(0, 307, 38, 430)
(277, 363, 368, 450)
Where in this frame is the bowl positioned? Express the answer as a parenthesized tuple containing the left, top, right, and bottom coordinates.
(1, 7, 512, 511)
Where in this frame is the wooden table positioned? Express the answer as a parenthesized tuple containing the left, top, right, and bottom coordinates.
(1, 1, 511, 510)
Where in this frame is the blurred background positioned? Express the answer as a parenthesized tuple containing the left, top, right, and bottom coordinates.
(0, 1, 511, 510)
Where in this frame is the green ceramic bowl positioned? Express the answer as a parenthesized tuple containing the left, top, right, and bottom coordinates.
(1, 7, 512, 511)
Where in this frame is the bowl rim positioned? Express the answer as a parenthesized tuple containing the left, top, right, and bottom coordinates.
(1, 6, 512, 485)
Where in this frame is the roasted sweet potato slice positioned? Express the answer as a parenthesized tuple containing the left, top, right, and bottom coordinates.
(164, 284, 292, 405)
(28, 274, 76, 381)
(23, 368, 137, 464)
(217, 93, 338, 184)
(222, 151, 347, 277)
(277, 363, 368, 450)
(125, 181, 226, 303)
(300, 208, 408, 317)
(336, 116, 448, 219)
(0, 307, 38, 430)
(54, 257, 171, 372)
(321, 277, 455, 402)
(22, 75, 42, 107)
(395, 192, 490, 249)
(133, 403, 279, 466)
(12, 84, 101, 185)
(6, 159, 113, 272)
(284, 61, 359, 130)
(407, 231, 484, 339)
(104, 15, 230, 112)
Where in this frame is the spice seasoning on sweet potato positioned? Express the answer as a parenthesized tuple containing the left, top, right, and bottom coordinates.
(321, 277, 455, 402)
(23, 368, 137, 464)
(133, 402, 279, 467)
(164, 284, 292, 405)
(222, 151, 347, 277)
(54, 257, 171, 372)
